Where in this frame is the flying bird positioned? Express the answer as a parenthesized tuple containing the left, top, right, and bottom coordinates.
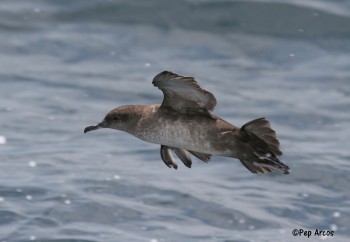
(84, 71, 289, 174)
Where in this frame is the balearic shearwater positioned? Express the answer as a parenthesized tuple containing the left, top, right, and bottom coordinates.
(84, 71, 289, 174)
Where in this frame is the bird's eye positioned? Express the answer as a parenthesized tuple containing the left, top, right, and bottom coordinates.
(112, 116, 119, 121)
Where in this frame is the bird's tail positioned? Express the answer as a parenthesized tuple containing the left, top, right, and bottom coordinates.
(239, 152, 289, 174)
(239, 117, 289, 174)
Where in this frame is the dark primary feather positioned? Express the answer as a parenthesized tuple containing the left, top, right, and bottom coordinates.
(188, 150, 212, 163)
(174, 148, 192, 168)
(160, 145, 178, 169)
(152, 71, 217, 114)
(160, 146, 212, 169)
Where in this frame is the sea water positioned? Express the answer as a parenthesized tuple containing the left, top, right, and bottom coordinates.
(0, 0, 349, 241)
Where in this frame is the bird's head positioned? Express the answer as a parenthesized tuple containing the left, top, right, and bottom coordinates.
(84, 105, 139, 133)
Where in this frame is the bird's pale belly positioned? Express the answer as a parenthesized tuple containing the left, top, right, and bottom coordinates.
(133, 118, 235, 156)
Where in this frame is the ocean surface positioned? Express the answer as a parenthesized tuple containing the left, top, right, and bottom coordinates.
(1, 0, 349, 241)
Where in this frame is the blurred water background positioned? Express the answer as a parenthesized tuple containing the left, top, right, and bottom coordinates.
(1, 0, 350, 241)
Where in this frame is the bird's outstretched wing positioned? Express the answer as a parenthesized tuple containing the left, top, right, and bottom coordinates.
(160, 145, 212, 169)
(152, 71, 217, 114)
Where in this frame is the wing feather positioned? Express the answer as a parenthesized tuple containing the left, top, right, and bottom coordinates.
(152, 71, 217, 114)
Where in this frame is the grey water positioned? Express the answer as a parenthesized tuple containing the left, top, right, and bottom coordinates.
(1, 0, 350, 241)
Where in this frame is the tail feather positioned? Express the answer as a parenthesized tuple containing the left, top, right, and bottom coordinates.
(241, 117, 282, 156)
(253, 152, 289, 174)
(240, 117, 289, 174)
(240, 153, 289, 174)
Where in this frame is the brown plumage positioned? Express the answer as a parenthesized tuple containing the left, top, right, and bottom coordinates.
(84, 71, 289, 174)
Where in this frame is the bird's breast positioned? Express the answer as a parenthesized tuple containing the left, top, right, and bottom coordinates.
(132, 112, 236, 155)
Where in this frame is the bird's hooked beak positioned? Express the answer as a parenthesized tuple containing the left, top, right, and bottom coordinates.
(84, 121, 107, 133)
